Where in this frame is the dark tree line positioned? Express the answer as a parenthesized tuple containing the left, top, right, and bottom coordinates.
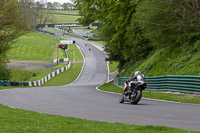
(73, 0, 200, 69)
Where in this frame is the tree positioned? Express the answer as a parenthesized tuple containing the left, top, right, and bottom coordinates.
(0, 0, 26, 79)
(18, 0, 38, 29)
(136, 0, 200, 48)
(62, 3, 74, 10)
(72, 0, 97, 25)
(73, 0, 200, 70)
(36, 1, 55, 27)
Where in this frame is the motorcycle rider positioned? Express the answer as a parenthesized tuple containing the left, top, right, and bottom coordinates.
(124, 71, 145, 94)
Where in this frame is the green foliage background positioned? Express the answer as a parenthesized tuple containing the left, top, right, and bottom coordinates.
(74, 0, 200, 76)
(0, 0, 26, 80)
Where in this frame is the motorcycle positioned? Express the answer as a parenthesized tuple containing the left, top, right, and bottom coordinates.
(119, 81, 146, 104)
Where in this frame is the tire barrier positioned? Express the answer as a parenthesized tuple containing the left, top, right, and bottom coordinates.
(114, 75, 200, 95)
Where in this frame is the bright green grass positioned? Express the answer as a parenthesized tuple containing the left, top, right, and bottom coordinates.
(10, 69, 53, 82)
(99, 82, 200, 104)
(53, 64, 68, 69)
(53, 10, 79, 15)
(8, 31, 65, 61)
(0, 104, 195, 133)
(53, 14, 80, 24)
(42, 63, 83, 86)
(121, 43, 200, 77)
(89, 40, 106, 46)
(109, 61, 119, 73)
(68, 44, 83, 61)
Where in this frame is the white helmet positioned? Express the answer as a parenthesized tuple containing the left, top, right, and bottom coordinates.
(134, 71, 141, 76)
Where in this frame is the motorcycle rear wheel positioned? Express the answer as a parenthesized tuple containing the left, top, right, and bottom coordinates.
(130, 90, 142, 104)
(119, 94, 125, 103)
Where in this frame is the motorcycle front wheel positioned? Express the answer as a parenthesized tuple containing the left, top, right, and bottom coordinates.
(130, 89, 142, 104)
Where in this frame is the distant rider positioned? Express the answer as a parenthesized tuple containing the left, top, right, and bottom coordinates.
(124, 71, 145, 94)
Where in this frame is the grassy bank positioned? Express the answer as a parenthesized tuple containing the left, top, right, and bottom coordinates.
(53, 14, 80, 23)
(68, 44, 83, 61)
(10, 69, 53, 82)
(98, 82, 200, 104)
(50, 10, 80, 24)
(121, 43, 200, 77)
(109, 61, 119, 73)
(0, 104, 195, 133)
(42, 63, 83, 86)
(53, 10, 79, 15)
(8, 31, 65, 61)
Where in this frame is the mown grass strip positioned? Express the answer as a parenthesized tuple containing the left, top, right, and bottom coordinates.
(0, 104, 195, 133)
(98, 82, 200, 104)
(42, 63, 83, 86)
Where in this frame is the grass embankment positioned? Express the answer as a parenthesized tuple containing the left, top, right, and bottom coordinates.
(53, 10, 79, 15)
(121, 43, 200, 76)
(99, 82, 200, 104)
(109, 61, 118, 73)
(10, 69, 53, 82)
(51, 10, 80, 24)
(8, 31, 65, 61)
(0, 104, 195, 133)
(42, 44, 84, 86)
(7, 31, 66, 81)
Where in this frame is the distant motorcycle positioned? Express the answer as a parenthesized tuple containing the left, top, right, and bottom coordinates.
(119, 81, 146, 104)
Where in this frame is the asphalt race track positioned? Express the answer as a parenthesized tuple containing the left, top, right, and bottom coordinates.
(0, 29, 200, 131)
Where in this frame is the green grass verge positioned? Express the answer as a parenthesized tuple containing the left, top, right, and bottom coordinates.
(8, 31, 65, 61)
(42, 63, 83, 86)
(88, 40, 106, 46)
(0, 104, 195, 133)
(98, 82, 200, 104)
(109, 61, 119, 73)
(68, 44, 83, 61)
(10, 69, 53, 82)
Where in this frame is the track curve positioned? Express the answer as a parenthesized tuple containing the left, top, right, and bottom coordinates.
(0, 29, 200, 131)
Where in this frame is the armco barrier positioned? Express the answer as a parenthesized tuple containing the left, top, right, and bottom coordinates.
(114, 75, 200, 95)
(0, 80, 11, 87)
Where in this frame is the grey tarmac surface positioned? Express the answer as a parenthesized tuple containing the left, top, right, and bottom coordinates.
(0, 29, 200, 131)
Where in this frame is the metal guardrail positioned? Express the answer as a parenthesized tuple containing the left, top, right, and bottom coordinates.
(114, 75, 200, 95)
(0, 80, 11, 87)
